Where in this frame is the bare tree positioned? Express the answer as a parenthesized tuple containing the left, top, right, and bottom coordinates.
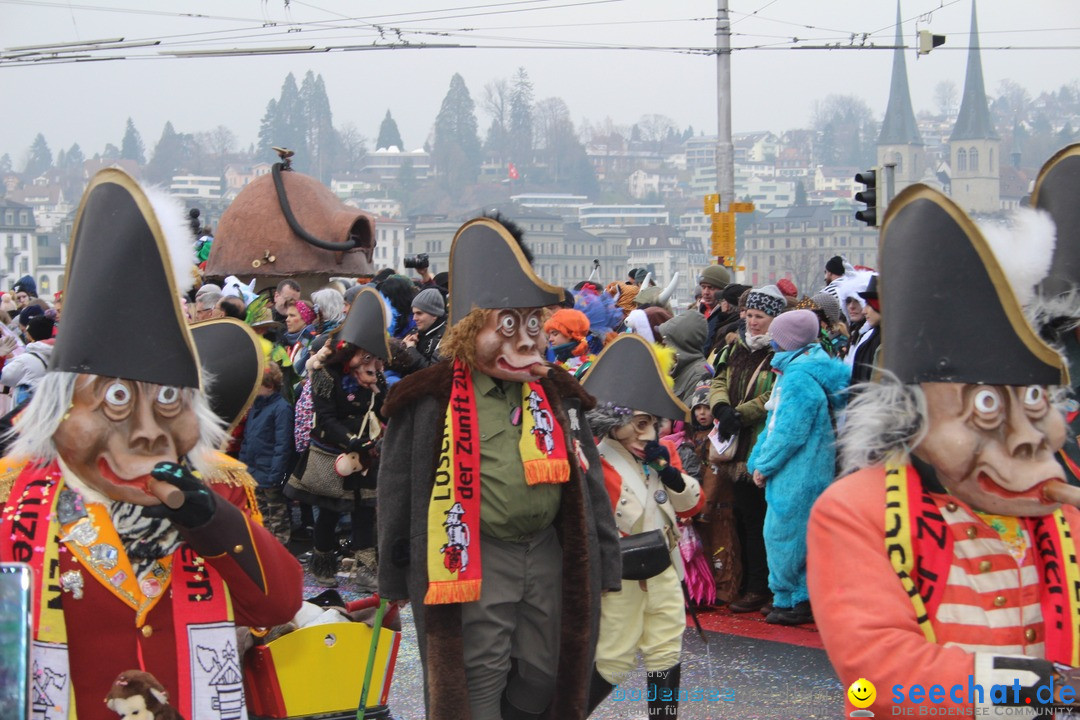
(336, 122, 368, 174)
(933, 80, 958, 119)
(636, 114, 678, 145)
(196, 125, 236, 176)
(481, 78, 511, 127)
(993, 79, 1032, 124)
(482, 78, 511, 163)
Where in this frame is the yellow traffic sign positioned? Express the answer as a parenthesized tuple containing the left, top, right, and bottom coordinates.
(730, 202, 755, 213)
(703, 194, 719, 214)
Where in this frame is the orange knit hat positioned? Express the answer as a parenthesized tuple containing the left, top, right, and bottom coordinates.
(544, 308, 590, 342)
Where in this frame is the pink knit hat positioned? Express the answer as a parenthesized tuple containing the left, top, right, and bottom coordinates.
(294, 300, 316, 326)
(769, 309, 819, 351)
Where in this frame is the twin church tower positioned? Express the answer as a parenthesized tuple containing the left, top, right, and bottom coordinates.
(879, 0, 999, 213)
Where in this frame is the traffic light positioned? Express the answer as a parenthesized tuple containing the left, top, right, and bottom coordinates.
(917, 29, 945, 55)
(854, 168, 879, 227)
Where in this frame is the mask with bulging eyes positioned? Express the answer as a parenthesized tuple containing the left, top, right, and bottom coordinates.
(912, 382, 1067, 516)
(52, 374, 201, 506)
(474, 308, 546, 383)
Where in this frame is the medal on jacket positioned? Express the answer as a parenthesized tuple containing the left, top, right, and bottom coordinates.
(60, 569, 85, 599)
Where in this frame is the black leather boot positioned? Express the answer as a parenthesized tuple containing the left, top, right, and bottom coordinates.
(647, 663, 681, 718)
(587, 666, 614, 716)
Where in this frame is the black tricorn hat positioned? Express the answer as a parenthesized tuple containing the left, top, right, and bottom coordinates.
(51, 169, 200, 388)
(448, 217, 567, 325)
(1031, 143, 1080, 298)
(857, 274, 879, 301)
(879, 184, 1068, 386)
(190, 319, 265, 431)
(581, 334, 690, 421)
(338, 287, 391, 361)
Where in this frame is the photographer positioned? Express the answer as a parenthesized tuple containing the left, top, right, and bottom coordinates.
(399, 288, 447, 375)
(404, 252, 438, 289)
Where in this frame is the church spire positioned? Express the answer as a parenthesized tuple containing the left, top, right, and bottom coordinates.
(879, 2, 922, 146)
(950, 0, 998, 141)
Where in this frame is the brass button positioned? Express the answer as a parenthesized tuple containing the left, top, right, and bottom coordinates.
(234, 544, 244, 553)
(945, 502, 958, 512)
(979, 560, 992, 573)
(966, 527, 978, 540)
(1025, 628, 1037, 642)
(141, 625, 153, 638)
(993, 595, 1007, 608)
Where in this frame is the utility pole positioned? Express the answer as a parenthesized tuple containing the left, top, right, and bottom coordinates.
(715, 0, 735, 264)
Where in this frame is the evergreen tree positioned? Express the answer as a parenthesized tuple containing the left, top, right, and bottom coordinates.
(25, 134, 53, 177)
(121, 117, 146, 165)
(376, 109, 404, 151)
(0, 154, 11, 174)
(65, 143, 85, 170)
(300, 71, 336, 182)
(257, 98, 279, 160)
(795, 180, 808, 206)
(508, 67, 534, 169)
(432, 73, 482, 192)
(267, 73, 307, 170)
(102, 143, 121, 161)
(146, 122, 187, 185)
(395, 157, 417, 207)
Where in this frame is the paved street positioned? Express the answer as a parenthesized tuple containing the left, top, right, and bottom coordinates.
(293, 544, 844, 720)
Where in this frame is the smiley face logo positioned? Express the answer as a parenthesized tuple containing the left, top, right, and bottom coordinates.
(847, 677, 876, 709)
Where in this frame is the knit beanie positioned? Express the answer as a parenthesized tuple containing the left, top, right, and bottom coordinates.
(744, 285, 786, 318)
(698, 264, 731, 289)
(13, 275, 36, 297)
(721, 283, 750, 307)
(412, 287, 446, 317)
(26, 315, 54, 342)
(544, 308, 590, 342)
(825, 256, 845, 276)
(18, 305, 43, 326)
(344, 284, 365, 305)
(689, 383, 711, 410)
(294, 300, 316, 326)
(770, 309, 820, 351)
(810, 291, 841, 325)
(776, 278, 798, 300)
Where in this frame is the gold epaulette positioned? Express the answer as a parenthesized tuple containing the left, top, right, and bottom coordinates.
(205, 451, 257, 489)
(0, 456, 30, 505)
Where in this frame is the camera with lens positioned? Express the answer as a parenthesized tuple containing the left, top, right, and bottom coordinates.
(403, 253, 429, 270)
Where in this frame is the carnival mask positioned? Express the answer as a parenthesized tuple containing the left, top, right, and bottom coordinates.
(53, 374, 200, 506)
(348, 348, 383, 391)
(474, 308, 546, 383)
(913, 382, 1067, 516)
(611, 412, 657, 460)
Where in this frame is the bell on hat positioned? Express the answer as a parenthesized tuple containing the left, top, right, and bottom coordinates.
(581, 334, 689, 422)
(1031, 144, 1080, 299)
(190, 319, 266, 431)
(51, 169, 201, 388)
(448, 217, 566, 325)
(338, 287, 391, 361)
(879, 184, 1067, 387)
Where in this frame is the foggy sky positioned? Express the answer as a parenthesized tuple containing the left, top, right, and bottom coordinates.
(2, 0, 1077, 165)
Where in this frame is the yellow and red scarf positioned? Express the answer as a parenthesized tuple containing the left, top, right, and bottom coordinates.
(885, 461, 1080, 664)
(0, 461, 236, 719)
(424, 359, 570, 605)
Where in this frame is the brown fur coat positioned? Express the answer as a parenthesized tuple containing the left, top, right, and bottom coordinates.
(377, 361, 622, 719)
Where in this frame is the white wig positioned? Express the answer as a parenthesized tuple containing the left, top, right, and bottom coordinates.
(8, 372, 227, 478)
(838, 372, 927, 477)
